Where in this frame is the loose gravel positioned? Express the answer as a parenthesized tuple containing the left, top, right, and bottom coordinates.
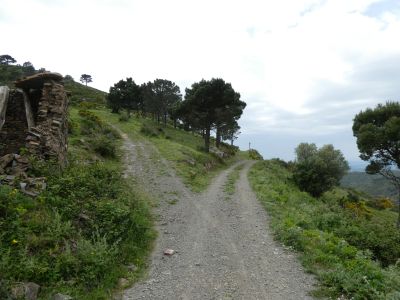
(120, 133, 316, 300)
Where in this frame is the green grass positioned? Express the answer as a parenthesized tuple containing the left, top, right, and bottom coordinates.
(248, 160, 400, 300)
(0, 107, 156, 299)
(224, 163, 244, 198)
(95, 108, 246, 192)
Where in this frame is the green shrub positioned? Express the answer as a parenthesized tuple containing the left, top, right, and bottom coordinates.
(75, 110, 120, 159)
(248, 149, 263, 160)
(75, 232, 118, 286)
(140, 123, 161, 137)
(219, 142, 239, 157)
(79, 109, 103, 135)
(119, 111, 130, 122)
(89, 135, 117, 158)
(68, 118, 79, 135)
(78, 101, 98, 110)
(293, 143, 349, 197)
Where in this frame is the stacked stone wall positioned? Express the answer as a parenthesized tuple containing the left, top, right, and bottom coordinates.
(26, 81, 68, 165)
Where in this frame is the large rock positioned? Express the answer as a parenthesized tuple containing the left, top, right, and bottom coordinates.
(52, 293, 73, 300)
(0, 153, 29, 178)
(11, 282, 40, 300)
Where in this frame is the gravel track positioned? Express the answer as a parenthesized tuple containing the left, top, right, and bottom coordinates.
(120, 133, 316, 300)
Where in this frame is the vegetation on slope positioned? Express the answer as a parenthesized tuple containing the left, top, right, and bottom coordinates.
(249, 160, 400, 299)
(341, 171, 398, 200)
(0, 56, 106, 106)
(0, 108, 155, 299)
(95, 109, 244, 192)
(64, 76, 106, 105)
(0, 63, 35, 86)
(107, 77, 246, 153)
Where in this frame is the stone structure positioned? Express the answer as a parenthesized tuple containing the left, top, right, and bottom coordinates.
(0, 72, 68, 172)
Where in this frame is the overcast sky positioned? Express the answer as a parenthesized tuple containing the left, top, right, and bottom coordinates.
(1, 0, 400, 165)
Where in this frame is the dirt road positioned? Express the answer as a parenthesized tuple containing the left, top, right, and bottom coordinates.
(120, 134, 316, 300)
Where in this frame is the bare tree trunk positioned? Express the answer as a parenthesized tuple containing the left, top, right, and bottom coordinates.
(204, 128, 210, 152)
(216, 126, 221, 148)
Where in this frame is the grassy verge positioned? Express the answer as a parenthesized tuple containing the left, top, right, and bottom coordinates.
(95, 109, 246, 192)
(224, 164, 244, 198)
(0, 108, 155, 299)
(248, 160, 400, 299)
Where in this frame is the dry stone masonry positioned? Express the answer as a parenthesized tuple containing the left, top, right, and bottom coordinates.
(0, 72, 68, 193)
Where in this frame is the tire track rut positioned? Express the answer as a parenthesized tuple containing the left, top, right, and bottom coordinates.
(119, 132, 316, 299)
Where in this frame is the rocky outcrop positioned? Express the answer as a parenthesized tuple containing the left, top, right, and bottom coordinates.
(11, 282, 40, 300)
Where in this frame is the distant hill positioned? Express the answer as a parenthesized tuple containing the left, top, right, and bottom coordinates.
(341, 171, 398, 200)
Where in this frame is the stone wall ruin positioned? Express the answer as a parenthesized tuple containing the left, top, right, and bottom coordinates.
(0, 72, 68, 179)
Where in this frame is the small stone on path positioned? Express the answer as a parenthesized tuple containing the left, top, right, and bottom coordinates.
(163, 249, 175, 256)
(118, 278, 130, 288)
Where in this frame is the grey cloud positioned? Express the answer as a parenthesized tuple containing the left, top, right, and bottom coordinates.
(237, 54, 400, 162)
(305, 54, 400, 117)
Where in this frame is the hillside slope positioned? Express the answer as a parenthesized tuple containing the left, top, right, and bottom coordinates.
(249, 160, 400, 299)
(64, 77, 107, 105)
(95, 109, 247, 192)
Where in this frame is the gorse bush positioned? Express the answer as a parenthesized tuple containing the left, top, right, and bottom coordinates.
(78, 101, 98, 110)
(372, 197, 395, 210)
(248, 149, 263, 160)
(249, 160, 400, 299)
